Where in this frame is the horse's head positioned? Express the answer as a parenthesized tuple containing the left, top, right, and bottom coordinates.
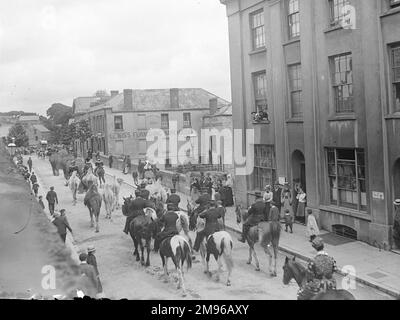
(282, 256, 306, 287)
(144, 207, 158, 222)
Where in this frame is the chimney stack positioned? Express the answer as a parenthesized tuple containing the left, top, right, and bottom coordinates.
(123, 89, 133, 110)
(170, 88, 179, 109)
(209, 98, 218, 115)
(111, 90, 119, 97)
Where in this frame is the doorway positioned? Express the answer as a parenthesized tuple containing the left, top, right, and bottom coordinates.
(292, 150, 306, 224)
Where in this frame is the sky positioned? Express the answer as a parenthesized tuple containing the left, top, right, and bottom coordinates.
(0, 0, 231, 116)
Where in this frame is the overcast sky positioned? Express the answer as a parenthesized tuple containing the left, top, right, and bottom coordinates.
(0, 0, 231, 116)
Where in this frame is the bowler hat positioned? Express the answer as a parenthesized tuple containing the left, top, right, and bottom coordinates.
(394, 199, 400, 206)
(87, 245, 95, 253)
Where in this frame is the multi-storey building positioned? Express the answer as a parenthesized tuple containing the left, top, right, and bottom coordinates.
(72, 88, 230, 169)
(17, 115, 50, 146)
(220, 0, 400, 248)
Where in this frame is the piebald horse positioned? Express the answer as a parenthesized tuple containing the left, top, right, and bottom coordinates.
(68, 171, 80, 205)
(84, 184, 102, 232)
(282, 256, 356, 300)
(159, 235, 192, 296)
(235, 204, 281, 277)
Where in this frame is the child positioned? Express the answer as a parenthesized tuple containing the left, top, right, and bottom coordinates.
(284, 209, 293, 233)
(38, 195, 45, 210)
(307, 209, 320, 242)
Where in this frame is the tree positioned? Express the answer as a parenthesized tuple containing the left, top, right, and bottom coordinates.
(74, 120, 92, 142)
(46, 103, 73, 126)
(7, 123, 29, 147)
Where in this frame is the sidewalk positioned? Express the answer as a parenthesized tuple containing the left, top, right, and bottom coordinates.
(100, 163, 400, 298)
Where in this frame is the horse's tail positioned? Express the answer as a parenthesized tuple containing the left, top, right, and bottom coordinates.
(220, 233, 234, 273)
(179, 239, 192, 272)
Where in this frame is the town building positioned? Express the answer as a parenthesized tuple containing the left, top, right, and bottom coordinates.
(17, 115, 50, 146)
(220, 0, 400, 248)
(72, 88, 231, 169)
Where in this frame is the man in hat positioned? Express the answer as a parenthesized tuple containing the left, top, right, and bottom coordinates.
(86, 245, 103, 294)
(153, 203, 181, 252)
(78, 253, 98, 296)
(108, 154, 113, 168)
(297, 238, 337, 300)
(238, 193, 268, 243)
(393, 199, 400, 249)
(30, 171, 37, 186)
(193, 200, 223, 252)
(123, 189, 145, 234)
(46, 186, 58, 215)
(307, 209, 320, 242)
(140, 182, 150, 200)
(272, 181, 282, 215)
(52, 209, 72, 243)
(166, 189, 181, 211)
(27, 156, 33, 173)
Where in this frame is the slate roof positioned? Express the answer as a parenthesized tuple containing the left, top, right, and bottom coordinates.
(72, 96, 102, 114)
(86, 88, 230, 112)
(203, 104, 232, 118)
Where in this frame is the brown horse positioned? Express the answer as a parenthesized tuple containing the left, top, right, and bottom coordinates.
(282, 256, 356, 300)
(84, 184, 102, 232)
(235, 204, 281, 276)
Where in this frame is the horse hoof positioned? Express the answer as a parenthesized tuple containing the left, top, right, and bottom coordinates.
(203, 270, 208, 274)
(215, 277, 220, 282)
(226, 281, 231, 287)
(207, 272, 212, 278)
(255, 268, 261, 272)
(246, 261, 251, 265)
(95, 230, 99, 233)
(146, 262, 150, 267)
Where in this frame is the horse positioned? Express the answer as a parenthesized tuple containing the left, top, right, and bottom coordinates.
(201, 231, 234, 286)
(102, 183, 116, 220)
(68, 171, 81, 205)
(110, 176, 123, 209)
(83, 184, 102, 233)
(159, 235, 192, 296)
(129, 207, 158, 266)
(235, 204, 281, 277)
(80, 167, 98, 193)
(282, 256, 356, 300)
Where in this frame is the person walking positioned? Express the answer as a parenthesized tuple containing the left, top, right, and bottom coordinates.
(292, 183, 300, 218)
(46, 186, 58, 215)
(272, 182, 282, 216)
(281, 183, 294, 220)
(86, 245, 103, 294)
(108, 154, 113, 168)
(122, 155, 127, 174)
(78, 253, 98, 297)
(38, 195, 45, 210)
(284, 209, 294, 233)
(52, 210, 73, 243)
(30, 171, 37, 186)
(306, 209, 320, 242)
(296, 187, 307, 224)
(166, 188, 181, 211)
(125, 155, 131, 175)
(32, 182, 39, 197)
(27, 157, 33, 173)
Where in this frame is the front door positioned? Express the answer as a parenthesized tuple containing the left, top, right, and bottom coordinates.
(300, 163, 306, 193)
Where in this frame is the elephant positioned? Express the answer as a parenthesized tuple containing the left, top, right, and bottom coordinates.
(49, 149, 83, 180)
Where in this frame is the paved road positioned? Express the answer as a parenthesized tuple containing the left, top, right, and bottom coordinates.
(26, 155, 392, 300)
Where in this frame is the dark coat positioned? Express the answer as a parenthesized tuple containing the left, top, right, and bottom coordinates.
(160, 211, 179, 234)
(46, 190, 58, 204)
(30, 174, 37, 184)
(52, 216, 72, 235)
(167, 194, 180, 207)
(129, 197, 146, 217)
(246, 199, 267, 225)
(196, 193, 211, 206)
(200, 207, 222, 236)
(141, 189, 150, 200)
(273, 188, 282, 207)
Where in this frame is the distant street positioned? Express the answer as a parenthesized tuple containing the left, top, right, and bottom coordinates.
(21, 154, 392, 300)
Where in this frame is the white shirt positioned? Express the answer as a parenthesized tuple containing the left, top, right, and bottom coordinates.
(297, 193, 306, 203)
(263, 191, 273, 202)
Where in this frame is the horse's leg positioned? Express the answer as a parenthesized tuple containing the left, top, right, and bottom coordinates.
(95, 212, 99, 233)
(247, 246, 252, 265)
(163, 257, 169, 277)
(145, 238, 151, 267)
(216, 255, 222, 282)
(252, 245, 261, 271)
(178, 264, 186, 296)
(140, 239, 145, 265)
(262, 241, 275, 277)
(89, 208, 94, 228)
(206, 251, 212, 277)
(200, 242, 207, 273)
(134, 237, 140, 261)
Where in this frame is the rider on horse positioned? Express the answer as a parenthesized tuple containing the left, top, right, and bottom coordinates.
(153, 203, 181, 252)
(123, 190, 145, 234)
(166, 189, 180, 211)
(140, 182, 150, 201)
(68, 160, 79, 177)
(238, 193, 268, 243)
(297, 237, 337, 300)
(193, 200, 223, 252)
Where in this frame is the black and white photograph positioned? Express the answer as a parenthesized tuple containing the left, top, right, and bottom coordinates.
(0, 0, 400, 307)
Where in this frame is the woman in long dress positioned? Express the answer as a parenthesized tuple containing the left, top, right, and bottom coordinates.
(223, 174, 234, 207)
(190, 177, 200, 203)
(263, 185, 273, 220)
(296, 187, 306, 224)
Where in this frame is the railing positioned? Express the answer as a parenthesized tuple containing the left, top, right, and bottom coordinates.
(169, 163, 224, 173)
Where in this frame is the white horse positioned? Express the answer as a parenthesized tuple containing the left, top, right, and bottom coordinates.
(102, 183, 116, 220)
(68, 171, 81, 205)
(82, 167, 98, 189)
(110, 176, 123, 209)
(146, 180, 168, 203)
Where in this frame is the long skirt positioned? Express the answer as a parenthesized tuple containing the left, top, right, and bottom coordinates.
(393, 220, 400, 249)
(296, 202, 306, 218)
(223, 187, 234, 207)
